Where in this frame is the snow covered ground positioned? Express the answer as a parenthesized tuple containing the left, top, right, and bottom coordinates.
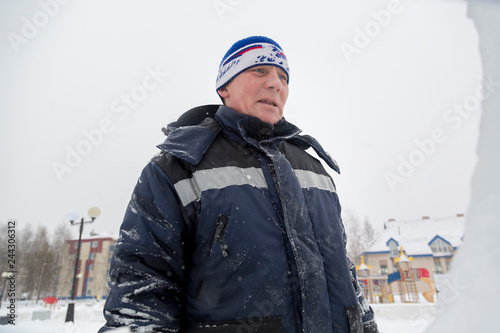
(1, 299, 438, 333)
(374, 303, 437, 333)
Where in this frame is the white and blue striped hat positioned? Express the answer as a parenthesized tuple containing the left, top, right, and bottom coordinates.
(216, 36, 290, 95)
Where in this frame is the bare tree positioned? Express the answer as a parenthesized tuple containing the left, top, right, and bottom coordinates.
(1, 222, 75, 301)
(50, 223, 73, 296)
(0, 223, 8, 302)
(22, 225, 58, 302)
(343, 209, 364, 264)
(16, 223, 34, 299)
(343, 210, 378, 265)
(362, 217, 377, 250)
(0, 223, 7, 275)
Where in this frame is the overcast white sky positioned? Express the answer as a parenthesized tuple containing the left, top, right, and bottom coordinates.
(0, 0, 482, 238)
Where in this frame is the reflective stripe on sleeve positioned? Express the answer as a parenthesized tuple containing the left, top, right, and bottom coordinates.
(174, 167, 336, 207)
(293, 169, 336, 193)
(174, 167, 267, 206)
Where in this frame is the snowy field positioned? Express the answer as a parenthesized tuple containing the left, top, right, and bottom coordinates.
(0, 299, 438, 333)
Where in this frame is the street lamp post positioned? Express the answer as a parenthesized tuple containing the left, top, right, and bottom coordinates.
(64, 207, 100, 323)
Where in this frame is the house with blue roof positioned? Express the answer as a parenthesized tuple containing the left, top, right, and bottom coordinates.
(361, 214, 465, 298)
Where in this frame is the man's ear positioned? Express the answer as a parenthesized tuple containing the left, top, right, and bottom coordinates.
(218, 87, 229, 99)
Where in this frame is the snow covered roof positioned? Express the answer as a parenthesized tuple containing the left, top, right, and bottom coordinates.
(358, 263, 370, 271)
(365, 215, 465, 257)
(397, 253, 411, 262)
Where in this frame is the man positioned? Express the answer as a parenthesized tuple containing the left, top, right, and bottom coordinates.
(100, 36, 379, 333)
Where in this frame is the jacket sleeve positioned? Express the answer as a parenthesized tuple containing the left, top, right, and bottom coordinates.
(100, 161, 189, 333)
(347, 257, 380, 333)
(341, 220, 380, 333)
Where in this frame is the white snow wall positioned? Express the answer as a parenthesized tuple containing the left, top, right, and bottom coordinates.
(426, 0, 500, 332)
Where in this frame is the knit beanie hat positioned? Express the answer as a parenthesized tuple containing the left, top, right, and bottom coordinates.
(216, 36, 290, 95)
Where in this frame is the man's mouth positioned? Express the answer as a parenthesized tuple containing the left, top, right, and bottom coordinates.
(259, 99, 278, 107)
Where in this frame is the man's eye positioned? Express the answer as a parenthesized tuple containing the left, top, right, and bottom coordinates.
(254, 68, 265, 73)
(279, 74, 288, 81)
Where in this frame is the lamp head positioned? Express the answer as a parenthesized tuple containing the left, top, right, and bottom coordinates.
(66, 211, 79, 224)
(88, 207, 101, 220)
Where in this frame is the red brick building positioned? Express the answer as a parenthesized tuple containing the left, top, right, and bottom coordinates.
(57, 233, 116, 299)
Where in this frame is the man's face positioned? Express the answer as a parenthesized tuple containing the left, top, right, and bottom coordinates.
(218, 65, 289, 124)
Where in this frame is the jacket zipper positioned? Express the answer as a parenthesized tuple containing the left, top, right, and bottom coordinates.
(209, 215, 229, 257)
(268, 163, 283, 203)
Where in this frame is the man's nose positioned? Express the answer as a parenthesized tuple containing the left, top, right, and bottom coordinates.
(264, 68, 283, 91)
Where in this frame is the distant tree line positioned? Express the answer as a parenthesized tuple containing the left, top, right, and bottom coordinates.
(342, 209, 378, 265)
(0, 222, 72, 302)
(0, 213, 375, 301)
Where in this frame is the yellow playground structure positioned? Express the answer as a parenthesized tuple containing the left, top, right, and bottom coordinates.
(357, 248, 437, 303)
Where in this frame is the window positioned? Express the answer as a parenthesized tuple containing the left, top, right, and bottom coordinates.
(434, 259, 443, 274)
(446, 260, 452, 273)
(388, 239, 399, 258)
(88, 277, 93, 283)
(90, 253, 96, 260)
(379, 260, 388, 275)
(88, 264, 94, 272)
(430, 237, 453, 255)
(91, 241, 99, 248)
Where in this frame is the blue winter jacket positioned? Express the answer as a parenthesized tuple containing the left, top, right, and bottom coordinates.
(100, 105, 379, 333)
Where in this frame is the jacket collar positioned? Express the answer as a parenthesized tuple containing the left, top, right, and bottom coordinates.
(157, 105, 221, 165)
(214, 106, 302, 144)
(214, 107, 340, 173)
(157, 104, 340, 173)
